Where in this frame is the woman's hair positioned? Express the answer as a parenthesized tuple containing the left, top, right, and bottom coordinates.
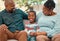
(44, 0, 55, 10)
(28, 11, 36, 22)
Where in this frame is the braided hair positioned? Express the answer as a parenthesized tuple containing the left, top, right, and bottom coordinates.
(44, 0, 55, 10)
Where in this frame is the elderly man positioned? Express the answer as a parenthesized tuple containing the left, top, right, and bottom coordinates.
(0, 0, 28, 41)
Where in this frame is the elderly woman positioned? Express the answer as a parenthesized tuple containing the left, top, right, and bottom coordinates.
(36, 0, 60, 41)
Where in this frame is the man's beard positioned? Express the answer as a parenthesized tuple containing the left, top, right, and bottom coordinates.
(8, 8, 15, 13)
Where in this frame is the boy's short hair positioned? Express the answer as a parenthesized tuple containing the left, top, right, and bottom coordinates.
(28, 11, 36, 17)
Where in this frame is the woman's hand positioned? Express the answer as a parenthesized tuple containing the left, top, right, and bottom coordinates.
(36, 32, 47, 36)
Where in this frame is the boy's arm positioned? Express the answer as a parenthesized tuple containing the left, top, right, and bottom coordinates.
(24, 28, 28, 32)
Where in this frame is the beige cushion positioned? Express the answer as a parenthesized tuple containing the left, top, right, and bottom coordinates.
(7, 39, 17, 41)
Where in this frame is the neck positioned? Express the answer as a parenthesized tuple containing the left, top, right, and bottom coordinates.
(50, 11, 56, 16)
(30, 22, 35, 24)
(46, 11, 56, 16)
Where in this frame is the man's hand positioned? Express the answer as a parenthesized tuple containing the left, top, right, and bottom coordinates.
(0, 24, 8, 30)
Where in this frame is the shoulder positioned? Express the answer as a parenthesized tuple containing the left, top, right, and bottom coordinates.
(0, 9, 6, 13)
(36, 11, 43, 21)
(15, 8, 25, 13)
(0, 9, 6, 16)
(15, 8, 27, 15)
(37, 12, 42, 16)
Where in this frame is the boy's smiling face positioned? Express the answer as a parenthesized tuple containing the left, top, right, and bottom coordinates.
(28, 12, 36, 23)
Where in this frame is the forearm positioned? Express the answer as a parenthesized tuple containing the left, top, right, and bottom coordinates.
(36, 32, 47, 36)
(5, 29, 14, 37)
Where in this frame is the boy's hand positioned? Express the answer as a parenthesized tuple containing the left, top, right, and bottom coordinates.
(30, 32, 36, 36)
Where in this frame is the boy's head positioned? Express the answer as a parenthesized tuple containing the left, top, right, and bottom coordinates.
(28, 11, 36, 23)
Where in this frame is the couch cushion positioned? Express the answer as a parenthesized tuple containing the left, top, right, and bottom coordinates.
(7, 39, 17, 41)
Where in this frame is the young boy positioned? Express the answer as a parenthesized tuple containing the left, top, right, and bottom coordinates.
(25, 11, 39, 41)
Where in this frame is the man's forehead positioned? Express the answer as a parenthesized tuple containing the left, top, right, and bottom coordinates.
(4, 0, 15, 5)
(5, 0, 14, 2)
